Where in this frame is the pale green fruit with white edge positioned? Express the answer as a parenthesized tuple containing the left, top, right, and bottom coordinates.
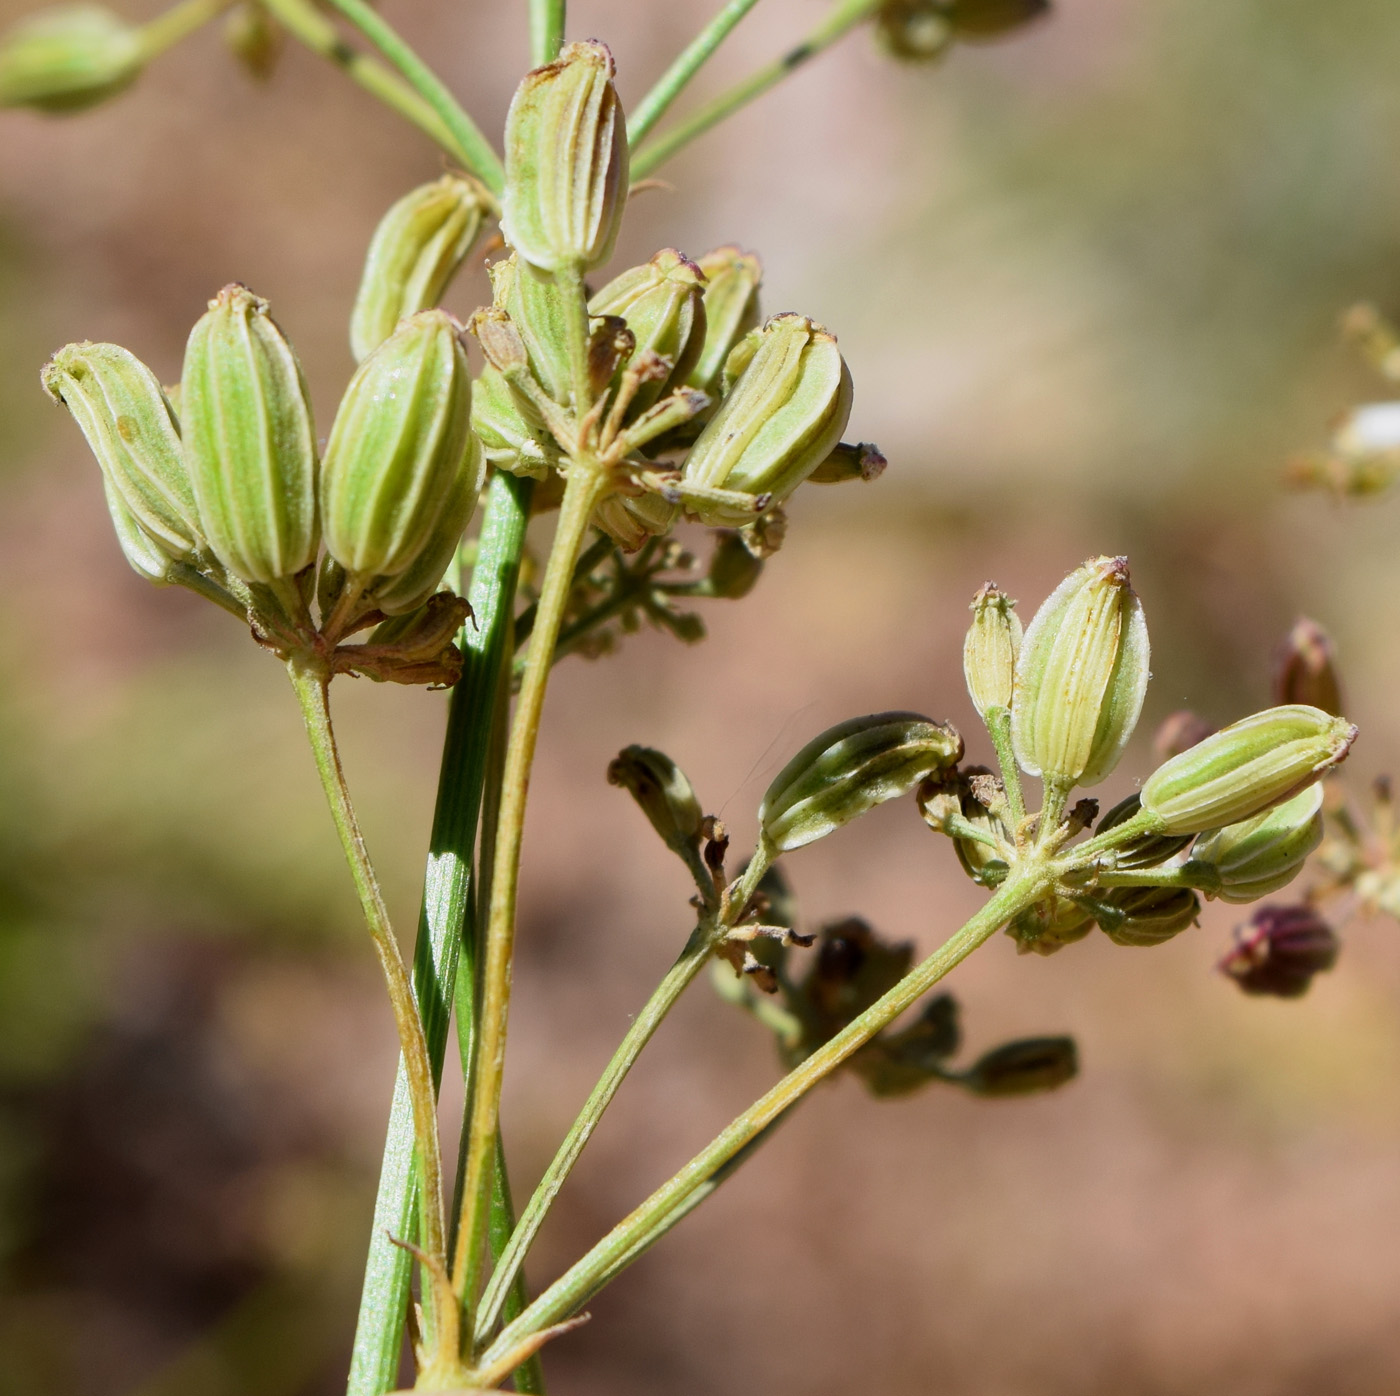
(321, 309, 477, 583)
(1190, 784, 1324, 904)
(1011, 555, 1148, 789)
(43, 340, 200, 559)
(501, 40, 627, 274)
(350, 174, 489, 363)
(0, 4, 141, 112)
(1141, 705, 1356, 836)
(963, 583, 1021, 721)
(759, 713, 962, 854)
(686, 245, 762, 396)
(181, 284, 319, 584)
(681, 314, 852, 527)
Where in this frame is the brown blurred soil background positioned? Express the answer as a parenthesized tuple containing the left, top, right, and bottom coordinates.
(3, 1, 1400, 1393)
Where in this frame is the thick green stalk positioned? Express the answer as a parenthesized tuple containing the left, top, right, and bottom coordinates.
(257, 0, 462, 158)
(630, 0, 882, 179)
(627, 0, 766, 148)
(530, 0, 565, 66)
(473, 925, 713, 1344)
(316, 0, 505, 193)
(481, 869, 1046, 1368)
(452, 463, 609, 1338)
(985, 708, 1027, 829)
(346, 472, 532, 1396)
(286, 659, 451, 1354)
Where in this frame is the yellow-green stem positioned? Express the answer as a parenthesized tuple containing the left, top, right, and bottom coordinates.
(452, 464, 609, 1340)
(136, 0, 231, 59)
(285, 659, 452, 1346)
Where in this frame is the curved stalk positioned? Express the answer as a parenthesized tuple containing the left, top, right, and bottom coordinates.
(136, 0, 232, 60)
(481, 868, 1047, 1368)
(316, 0, 505, 193)
(285, 659, 449, 1333)
(452, 463, 610, 1339)
(630, 0, 882, 180)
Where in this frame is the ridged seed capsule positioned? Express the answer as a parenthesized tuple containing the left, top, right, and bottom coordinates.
(588, 248, 707, 417)
(759, 712, 962, 854)
(1097, 886, 1200, 947)
(681, 313, 853, 527)
(350, 174, 489, 363)
(963, 582, 1021, 720)
(0, 4, 142, 112)
(1188, 783, 1324, 904)
(501, 39, 627, 274)
(686, 245, 762, 395)
(1011, 555, 1149, 789)
(1141, 704, 1357, 835)
(181, 284, 319, 584)
(43, 340, 200, 559)
(320, 310, 477, 582)
(607, 746, 704, 856)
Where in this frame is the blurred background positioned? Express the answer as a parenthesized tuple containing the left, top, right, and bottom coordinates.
(3, 0, 1400, 1392)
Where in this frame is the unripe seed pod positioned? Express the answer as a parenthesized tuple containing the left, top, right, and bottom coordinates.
(0, 4, 142, 112)
(592, 490, 678, 553)
(682, 313, 853, 527)
(1008, 896, 1093, 955)
(759, 712, 962, 854)
(1272, 617, 1342, 716)
(490, 255, 573, 404)
(321, 310, 476, 581)
(367, 442, 482, 615)
(1141, 705, 1357, 836)
(607, 746, 704, 855)
(43, 340, 200, 558)
(705, 530, 764, 599)
(589, 248, 707, 417)
(686, 245, 762, 395)
(1189, 784, 1323, 904)
(1098, 886, 1200, 947)
(181, 284, 319, 584)
(471, 365, 558, 478)
(350, 175, 489, 363)
(875, 1, 953, 61)
(963, 582, 1021, 720)
(222, 2, 283, 82)
(1011, 555, 1149, 789)
(102, 475, 173, 583)
(501, 39, 628, 274)
(962, 1036, 1077, 1097)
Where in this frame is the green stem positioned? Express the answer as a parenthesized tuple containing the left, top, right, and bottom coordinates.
(258, 0, 462, 159)
(513, 530, 615, 653)
(452, 464, 609, 1340)
(481, 868, 1046, 1367)
(346, 472, 532, 1396)
(473, 923, 713, 1345)
(530, 0, 565, 66)
(627, 0, 766, 148)
(317, 0, 505, 193)
(1092, 862, 1221, 894)
(985, 707, 1026, 829)
(630, 0, 881, 180)
(136, 0, 231, 59)
(286, 659, 450, 1347)
(556, 266, 594, 421)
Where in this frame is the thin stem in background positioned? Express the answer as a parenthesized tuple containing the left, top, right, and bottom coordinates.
(473, 924, 712, 1343)
(452, 463, 609, 1341)
(481, 869, 1045, 1368)
(626, 0, 765, 148)
(136, 0, 232, 60)
(286, 659, 450, 1343)
(530, 0, 565, 67)
(258, 0, 463, 159)
(630, 0, 881, 181)
(317, 0, 505, 193)
(345, 472, 533, 1396)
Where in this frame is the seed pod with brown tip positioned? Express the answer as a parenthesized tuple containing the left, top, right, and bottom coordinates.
(607, 746, 704, 856)
(686, 245, 762, 395)
(181, 284, 319, 584)
(1272, 617, 1343, 716)
(350, 174, 489, 363)
(1011, 556, 1149, 789)
(501, 40, 627, 274)
(963, 583, 1021, 721)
